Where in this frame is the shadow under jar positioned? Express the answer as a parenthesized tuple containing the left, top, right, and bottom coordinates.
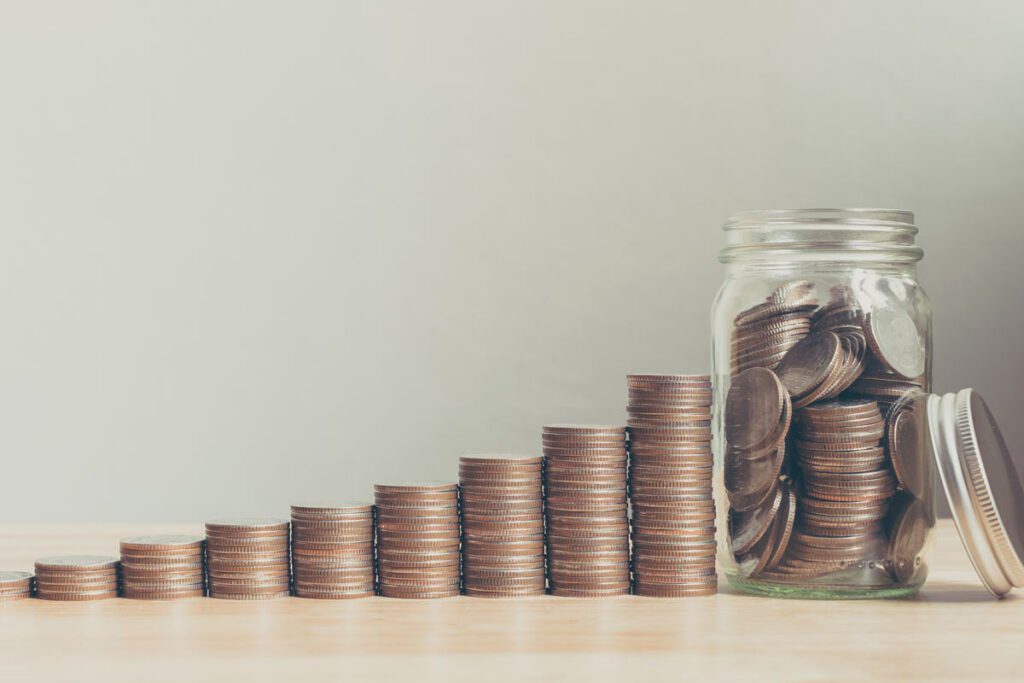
(712, 209, 935, 599)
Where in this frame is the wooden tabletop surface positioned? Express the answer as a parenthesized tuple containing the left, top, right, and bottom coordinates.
(0, 520, 1020, 682)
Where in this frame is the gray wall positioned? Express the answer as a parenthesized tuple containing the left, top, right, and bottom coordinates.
(2, 1, 1022, 522)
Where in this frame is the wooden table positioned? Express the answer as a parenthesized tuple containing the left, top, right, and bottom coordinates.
(0, 521, 1020, 682)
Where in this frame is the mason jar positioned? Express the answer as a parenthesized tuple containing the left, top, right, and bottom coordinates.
(711, 209, 935, 598)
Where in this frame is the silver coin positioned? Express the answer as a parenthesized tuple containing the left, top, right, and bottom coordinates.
(866, 306, 926, 380)
(0, 571, 33, 583)
(35, 555, 119, 570)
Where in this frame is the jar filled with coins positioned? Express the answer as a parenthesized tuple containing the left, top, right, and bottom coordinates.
(712, 209, 935, 598)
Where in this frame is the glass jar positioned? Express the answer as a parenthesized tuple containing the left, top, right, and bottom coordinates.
(712, 209, 935, 598)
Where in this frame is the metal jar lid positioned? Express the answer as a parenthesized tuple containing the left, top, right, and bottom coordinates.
(924, 388, 1024, 597)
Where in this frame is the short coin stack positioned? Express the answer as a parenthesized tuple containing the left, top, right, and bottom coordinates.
(0, 571, 34, 601)
(205, 518, 291, 600)
(34, 555, 119, 601)
(120, 534, 206, 599)
(374, 483, 461, 599)
(459, 455, 546, 597)
(771, 399, 895, 577)
(291, 503, 375, 599)
(731, 280, 817, 376)
(627, 374, 717, 597)
(543, 425, 630, 597)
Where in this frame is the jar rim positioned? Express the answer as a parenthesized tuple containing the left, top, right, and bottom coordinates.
(720, 208, 922, 265)
(723, 208, 917, 233)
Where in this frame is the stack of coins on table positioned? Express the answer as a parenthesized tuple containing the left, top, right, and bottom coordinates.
(291, 503, 375, 599)
(542, 425, 630, 597)
(205, 518, 291, 600)
(374, 483, 461, 599)
(0, 571, 34, 601)
(120, 534, 206, 600)
(34, 556, 120, 601)
(459, 455, 546, 597)
(627, 374, 717, 597)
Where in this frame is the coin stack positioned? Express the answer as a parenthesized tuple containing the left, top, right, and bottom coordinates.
(730, 280, 816, 376)
(849, 364, 926, 417)
(205, 518, 291, 600)
(34, 555, 120, 601)
(374, 483, 461, 599)
(291, 503, 375, 599)
(765, 399, 895, 577)
(459, 455, 546, 598)
(0, 571, 34, 601)
(724, 368, 795, 578)
(542, 425, 630, 597)
(627, 374, 717, 597)
(120, 534, 206, 600)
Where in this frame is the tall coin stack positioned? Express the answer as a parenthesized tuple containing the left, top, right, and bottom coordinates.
(766, 399, 895, 578)
(120, 535, 206, 600)
(627, 375, 717, 597)
(205, 518, 291, 600)
(0, 571, 34, 601)
(374, 483, 462, 599)
(291, 503, 375, 599)
(542, 425, 630, 597)
(459, 455, 546, 598)
(34, 555, 120, 601)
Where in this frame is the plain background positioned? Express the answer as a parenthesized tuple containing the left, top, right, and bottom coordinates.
(1, 1, 1022, 522)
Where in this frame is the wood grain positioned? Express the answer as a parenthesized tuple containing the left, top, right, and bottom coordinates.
(0, 521, 1020, 682)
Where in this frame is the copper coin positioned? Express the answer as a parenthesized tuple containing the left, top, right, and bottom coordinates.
(729, 486, 783, 555)
(775, 331, 842, 399)
(725, 368, 788, 452)
(725, 445, 785, 512)
(887, 402, 928, 498)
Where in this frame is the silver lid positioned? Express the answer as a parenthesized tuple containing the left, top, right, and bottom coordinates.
(926, 389, 1024, 597)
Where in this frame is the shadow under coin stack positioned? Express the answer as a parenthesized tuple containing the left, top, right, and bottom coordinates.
(627, 374, 717, 597)
(542, 425, 630, 597)
(0, 571, 33, 601)
(459, 455, 546, 598)
(290, 503, 375, 599)
(374, 483, 461, 599)
(34, 555, 120, 601)
(120, 535, 206, 600)
(205, 518, 291, 600)
(765, 399, 894, 578)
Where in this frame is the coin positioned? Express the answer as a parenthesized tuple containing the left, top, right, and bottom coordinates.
(775, 331, 842, 399)
(865, 306, 927, 380)
(887, 495, 931, 582)
(729, 486, 783, 556)
(725, 368, 788, 452)
(725, 445, 785, 512)
(887, 402, 928, 498)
